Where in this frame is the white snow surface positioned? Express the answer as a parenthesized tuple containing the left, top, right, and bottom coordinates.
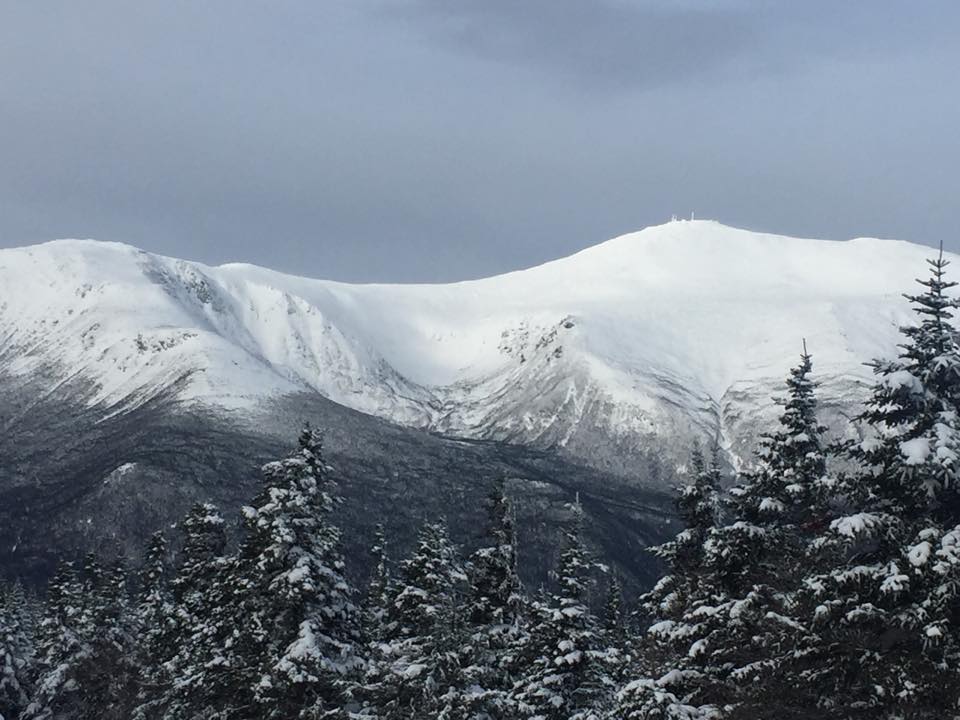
(0, 220, 947, 466)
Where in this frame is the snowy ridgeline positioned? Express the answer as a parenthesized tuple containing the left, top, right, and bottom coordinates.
(0, 220, 946, 476)
(4, 253, 960, 719)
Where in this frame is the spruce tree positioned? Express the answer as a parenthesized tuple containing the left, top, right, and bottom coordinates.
(796, 249, 960, 717)
(468, 478, 523, 630)
(733, 344, 827, 533)
(602, 576, 623, 640)
(132, 531, 175, 720)
(29, 560, 96, 720)
(617, 352, 833, 718)
(82, 553, 138, 720)
(357, 520, 468, 719)
(612, 448, 725, 719)
(641, 446, 722, 639)
(233, 426, 362, 718)
(511, 503, 617, 720)
(465, 477, 527, 718)
(363, 524, 393, 644)
(158, 503, 235, 719)
(713, 349, 830, 715)
(852, 246, 960, 516)
(0, 580, 34, 720)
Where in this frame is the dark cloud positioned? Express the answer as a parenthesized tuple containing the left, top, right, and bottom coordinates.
(380, 1, 959, 91)
(381, 0, 759, 91)
(0, 1, 958, 281)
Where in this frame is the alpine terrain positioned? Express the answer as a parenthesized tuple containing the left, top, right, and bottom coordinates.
(0, 219, 945, 587)
(4, 219, 960, 720)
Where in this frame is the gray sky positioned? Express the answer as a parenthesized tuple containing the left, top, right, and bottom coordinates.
(1, 1, 958, 282)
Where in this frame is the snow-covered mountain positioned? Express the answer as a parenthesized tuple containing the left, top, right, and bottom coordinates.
(0, 220, 944, 476)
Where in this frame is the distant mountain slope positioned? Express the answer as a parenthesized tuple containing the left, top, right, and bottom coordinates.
(0, 370, 675, 593)
(0, 220, 942, 477)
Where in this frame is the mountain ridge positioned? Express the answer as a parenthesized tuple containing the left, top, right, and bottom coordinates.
(0, 220, 948, 477)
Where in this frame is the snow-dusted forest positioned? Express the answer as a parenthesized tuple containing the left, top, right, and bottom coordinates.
(3, 252, 960, 719)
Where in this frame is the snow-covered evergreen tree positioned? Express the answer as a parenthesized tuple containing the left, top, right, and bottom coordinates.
(363, 524, 393, 645)
(469, 478, 523, 631)
(640, 447, 722, 642)
(157, 502, 235, 719)
(84, 553, 139, 719)
(733, 345, 828, 532)
(356, 520, 469, 719)
(463, 477, 527, 719)
(796, 250, 960, 716)
(600, 574, 632, 693)
(233, 426, 362, 718)
(604, 578, 622, 631)
(716, 350, 832, 715)
(132, 531, 175, 720)
(612, 448, 725, 719)
(602, 576, 624, 640)
(511, 502, 618, 720)
(617, 351, 834, 718)
(852, 246, 960, 516)
(0, 580, 34, 720)
(22, 562, 86, 720)
(24, 554, 136, 720)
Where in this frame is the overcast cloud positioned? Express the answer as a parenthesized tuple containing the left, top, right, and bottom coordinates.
(0, 1, 958, 281)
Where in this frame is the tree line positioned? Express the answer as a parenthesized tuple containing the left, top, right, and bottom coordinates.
(3, 251, 960, 719)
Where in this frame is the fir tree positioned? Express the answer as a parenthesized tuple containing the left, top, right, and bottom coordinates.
(642, 446, 722, 631)
(22, 562, 83, 720)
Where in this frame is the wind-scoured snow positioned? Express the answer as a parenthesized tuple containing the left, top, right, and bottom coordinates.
(0, 220, 947, 471)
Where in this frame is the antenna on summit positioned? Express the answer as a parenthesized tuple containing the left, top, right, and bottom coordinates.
(691, 211, 695, 220)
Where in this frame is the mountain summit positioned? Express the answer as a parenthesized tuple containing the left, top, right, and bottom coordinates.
(0, 220, 943, 475)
